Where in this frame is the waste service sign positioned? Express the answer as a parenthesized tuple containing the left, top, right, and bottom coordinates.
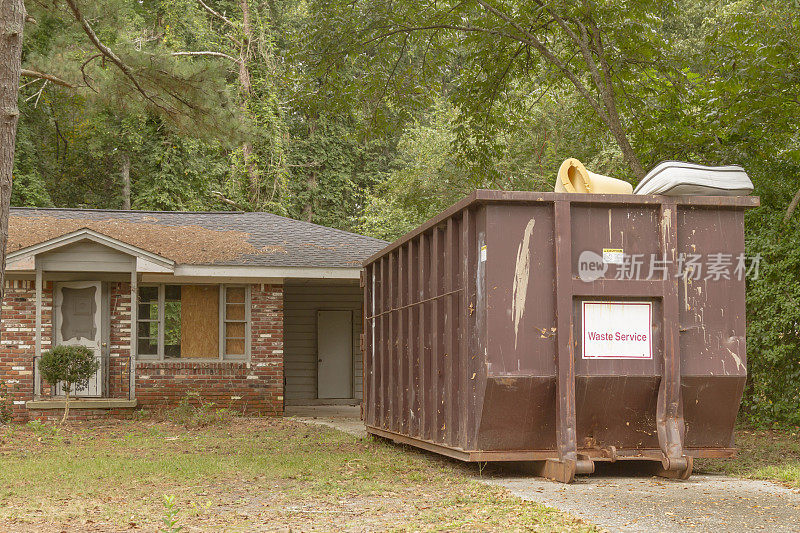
(581, 301, 653, 359)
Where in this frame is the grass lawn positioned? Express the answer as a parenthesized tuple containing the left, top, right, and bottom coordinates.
(0, 416, 594, 532)
(696, 426, 800, 488)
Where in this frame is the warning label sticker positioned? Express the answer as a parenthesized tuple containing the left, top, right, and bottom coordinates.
(602, 248, 624, 264)
(582, 301, 653, 359)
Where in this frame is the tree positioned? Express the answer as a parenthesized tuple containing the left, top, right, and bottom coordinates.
(309, 0, 685, 180)
(0, 0, 26, 317)
(38, 345, 100, 423)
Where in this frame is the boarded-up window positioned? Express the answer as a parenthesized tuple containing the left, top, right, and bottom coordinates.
(136, 284, 245, 360)
(180, 285, 220, 358)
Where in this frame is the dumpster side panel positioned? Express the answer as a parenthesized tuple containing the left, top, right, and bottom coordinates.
(569, 204, 662, 280)
(483, 203, 558, 376)
(364, 206, 487, 451)
(677, 207, 747, 448)
(476, 203, 558, 451)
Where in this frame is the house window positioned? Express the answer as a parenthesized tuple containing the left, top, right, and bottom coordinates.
(136, 284, 250, 360)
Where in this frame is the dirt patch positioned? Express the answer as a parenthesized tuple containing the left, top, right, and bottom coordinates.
(8, 216, 262, 264)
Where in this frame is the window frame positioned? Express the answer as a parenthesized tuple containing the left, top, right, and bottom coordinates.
(220, 284, 251, 360)
(136, 283, 251, 361)
(136, 284, 163, 361)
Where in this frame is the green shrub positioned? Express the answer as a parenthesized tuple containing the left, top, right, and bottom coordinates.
(39, 345, 99, 424)
(743, 209, 800, 426)
(166, 392, 235, 428)
(0, 380, 13, 424)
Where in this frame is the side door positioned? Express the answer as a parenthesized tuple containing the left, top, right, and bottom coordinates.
(317, 310, 353, 399)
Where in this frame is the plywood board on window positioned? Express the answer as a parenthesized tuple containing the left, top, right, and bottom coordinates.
(180, 285, 219, 358)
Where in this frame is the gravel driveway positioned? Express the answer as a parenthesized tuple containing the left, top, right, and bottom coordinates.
(484, 467, 800, 532)
(287, 406, 800, 532)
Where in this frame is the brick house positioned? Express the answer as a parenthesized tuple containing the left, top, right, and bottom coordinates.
(0, 208, 386, 421)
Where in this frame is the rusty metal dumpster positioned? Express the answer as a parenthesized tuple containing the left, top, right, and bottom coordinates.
(361, 190, 759, 482)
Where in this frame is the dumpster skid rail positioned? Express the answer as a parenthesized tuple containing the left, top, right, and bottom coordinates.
(362, 190, 759, 483)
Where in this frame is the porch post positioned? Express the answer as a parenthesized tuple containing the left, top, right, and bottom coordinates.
(129, 269, 137, 399)
(34, 263, 42, 397)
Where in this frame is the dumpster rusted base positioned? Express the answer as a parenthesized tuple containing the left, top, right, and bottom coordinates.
(366, 425, 731, 482)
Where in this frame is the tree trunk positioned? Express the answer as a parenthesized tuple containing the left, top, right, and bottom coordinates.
(242, 141, 258, 201)
(604, 108, 646, 181)
(303, 171, 316, 222)
(61, 389, 70, 424)
(238, 0, 259, 202)
(0, 0, 26, 309)
(121, 151, 131, 210)
(785, 188, 800, 223)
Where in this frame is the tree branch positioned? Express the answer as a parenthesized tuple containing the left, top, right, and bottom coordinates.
(79, 53, 102, 93)
(211, 190, 241, 208)
(474, 0, 604, 117)
(20, 68, 75, 88)
(358, 24, 524, 49)
(64, 0, 172, 113)
(197, 0, 236, 28)
(171, 51, 241, 64)
(785, 189, 800, 223)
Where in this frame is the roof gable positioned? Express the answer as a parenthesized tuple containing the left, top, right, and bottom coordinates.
(7, 228, 175, 270)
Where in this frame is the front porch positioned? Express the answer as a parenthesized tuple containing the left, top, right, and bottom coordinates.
(12, 230, 165, 417)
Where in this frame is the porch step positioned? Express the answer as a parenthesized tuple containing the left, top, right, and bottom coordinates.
(25, 398, 138, 410)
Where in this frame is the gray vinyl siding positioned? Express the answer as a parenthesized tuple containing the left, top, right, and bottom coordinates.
(284, 280, 363, 401)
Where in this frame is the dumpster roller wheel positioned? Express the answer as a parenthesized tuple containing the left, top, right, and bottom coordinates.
(657, 456, 693, 480)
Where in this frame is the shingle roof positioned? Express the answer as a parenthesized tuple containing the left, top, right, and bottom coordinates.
(9, 207, 388, 267)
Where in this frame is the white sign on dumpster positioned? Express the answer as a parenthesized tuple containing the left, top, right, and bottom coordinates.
(581, 301, 652, 359)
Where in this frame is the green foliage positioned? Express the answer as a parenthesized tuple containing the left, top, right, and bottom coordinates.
(0, 381, 13, 424)
(160, 494, 183, 533)
(742, 209, 800, 426)
(25, 419, 62, 440)
(38, 345, 99, 396)
(165, 392, 236, 428)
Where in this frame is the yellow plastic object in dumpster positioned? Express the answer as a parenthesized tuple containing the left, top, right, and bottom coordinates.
(554, 158, 633, 194)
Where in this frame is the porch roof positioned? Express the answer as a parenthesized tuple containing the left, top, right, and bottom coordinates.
(7, 228, 175, 271)
(8, 207, 388, 269)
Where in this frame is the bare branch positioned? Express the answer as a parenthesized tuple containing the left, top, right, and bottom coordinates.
(20, 68, 75, 88)
(211, 190, 241, 208)
(197, 0, 236, 28)
(171, 51, 242, 64)
(33, 80, 47, 107)
(80, 53, 102, 93)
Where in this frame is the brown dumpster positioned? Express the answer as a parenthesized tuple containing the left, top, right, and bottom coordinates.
(361, 190, 760, 482)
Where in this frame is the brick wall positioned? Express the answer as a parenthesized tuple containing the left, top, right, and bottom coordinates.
(0, 280, 52, 421)
(109, 282, 132, 399)
(134, 284, 284, 415)
(0, 281, 284, 421)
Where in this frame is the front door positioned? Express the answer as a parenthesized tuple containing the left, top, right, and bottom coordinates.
(55, 281, 103, 397)
(317, 310, 353, 399)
